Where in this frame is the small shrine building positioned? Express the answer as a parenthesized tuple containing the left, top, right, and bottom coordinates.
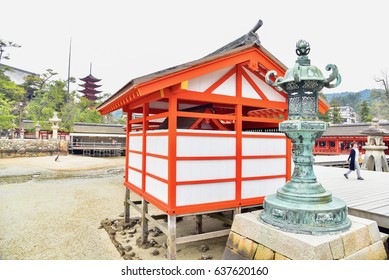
(97, 22, 330, 259)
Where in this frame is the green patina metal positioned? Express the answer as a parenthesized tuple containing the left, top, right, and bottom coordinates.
(260, 40, 351, 235)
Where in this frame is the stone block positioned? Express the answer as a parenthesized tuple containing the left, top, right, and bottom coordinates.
(349, 215, 381, 243)
(381, 233, 389, 256)
(328, 237, 344, 259)
(227, 211, 388, 260)
(231, 211, 334, 259)
(226, 231, 240, 251)
(340, 221, 371, 257)
(254, 244, 275, 260)
(237, 237, 258, 259)
(343, 241, 387, 260)
(222, 247, 249, 260)
(274, 253, 290, 260)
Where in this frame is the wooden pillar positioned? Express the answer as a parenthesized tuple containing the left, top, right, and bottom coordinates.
(196, 215, 203, 234)
(124, 110, 132, 224)
(335, 138, 340, 154)
(167, 96, 178, 259)
(234, 207, 241, 217)
(141, 198, 148, 244)
(124, 188, 130, 224)
(167, 97, 177, 213)
(142, 104, 149, 194)
(235, 66, 243, 206)
(167, 215, 177, 260)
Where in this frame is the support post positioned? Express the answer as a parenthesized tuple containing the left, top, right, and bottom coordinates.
(141, 198, 148, 244)
(196, 215, 203, 234)
(124, 188, 130, 224)
(234, 206, 241, 217)
(167, 215, 177, 260)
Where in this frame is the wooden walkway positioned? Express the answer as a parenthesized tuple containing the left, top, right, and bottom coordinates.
(314, 156, 389, 229)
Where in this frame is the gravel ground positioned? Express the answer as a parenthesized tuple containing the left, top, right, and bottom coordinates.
(0, 155, 228, 260)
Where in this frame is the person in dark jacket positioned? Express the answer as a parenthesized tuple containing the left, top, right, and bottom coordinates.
(344, 142, 364, 180)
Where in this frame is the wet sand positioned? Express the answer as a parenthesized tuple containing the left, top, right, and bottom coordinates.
(0, 155, 227, 260)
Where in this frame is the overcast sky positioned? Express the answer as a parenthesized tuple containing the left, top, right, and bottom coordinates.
(2, 0, 389, 96)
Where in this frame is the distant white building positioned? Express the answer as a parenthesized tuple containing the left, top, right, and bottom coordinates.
(329, 105, 357, 123)
(339, 106, 357, 123)
(0, 63, 37, 85)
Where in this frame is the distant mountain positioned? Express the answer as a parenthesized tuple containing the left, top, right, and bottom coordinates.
(325, 89, 371, 103)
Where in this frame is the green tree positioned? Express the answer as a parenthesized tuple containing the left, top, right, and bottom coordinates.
(369, 89, 389, 120)
(330, 98, 343, 124)
(2, 64, 109, 132)
(319, 110, 331, 122)
(0, 39, 21, 62)
(0, 68, 26, 102)
(0, 69, 24, 130)
(359, 100, 372, 122)
(0, 94, 16, 130)
(76, 97, 104, 124)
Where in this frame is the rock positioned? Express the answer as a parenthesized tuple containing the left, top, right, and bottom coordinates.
(119, 213, 125, 217)
(154, 244, 162, 248)
(152, 227, 162, 237)
(149, 239, 158, 247)
(124, 245, 132, 252)
(123, 222, 133, 230)
(151, 249, 160, 256)
(162, 254, 168, 259)
(199, 254, 212, 260)
(128, 234, 134, 238)
(129, 252, 136, 257)
(128, 228, 137, 234)
(125, 239, 131, 243)
(199, 244, 209, 252)
(121, 231, 126, 235)
(162, 242, 168, 249)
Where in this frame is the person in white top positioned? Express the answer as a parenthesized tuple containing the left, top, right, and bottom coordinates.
(344, 142, 364, 180)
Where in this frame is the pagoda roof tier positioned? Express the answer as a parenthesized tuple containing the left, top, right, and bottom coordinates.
(80, 74, 101, 83)
(78, 83, 102, 89)
(83, 96, 98, 101)
(78, 89, 102, 94)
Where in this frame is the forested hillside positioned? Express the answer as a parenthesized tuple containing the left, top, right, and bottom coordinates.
(324, 89, 389, 121)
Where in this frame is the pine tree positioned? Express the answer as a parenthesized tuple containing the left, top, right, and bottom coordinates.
(330, 99, 343, 124)
(360, 100, 372, 122)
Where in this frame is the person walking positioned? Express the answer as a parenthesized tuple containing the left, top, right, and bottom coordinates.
(344, 142, 364, 180)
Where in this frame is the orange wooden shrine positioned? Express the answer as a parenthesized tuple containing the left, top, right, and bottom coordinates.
(97, 22, 330, 259)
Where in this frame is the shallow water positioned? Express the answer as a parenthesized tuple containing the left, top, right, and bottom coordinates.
(0, 167, 124, 185)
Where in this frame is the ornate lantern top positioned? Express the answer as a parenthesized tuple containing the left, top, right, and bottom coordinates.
(266, 40, 342, 120)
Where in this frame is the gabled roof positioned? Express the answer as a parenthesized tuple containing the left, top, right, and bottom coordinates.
(96, 20, 329, 115)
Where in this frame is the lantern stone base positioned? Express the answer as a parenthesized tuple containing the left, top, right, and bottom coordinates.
(222, 210, 388, 260)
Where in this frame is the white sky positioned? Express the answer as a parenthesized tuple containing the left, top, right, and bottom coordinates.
(2, 0, 389, 95)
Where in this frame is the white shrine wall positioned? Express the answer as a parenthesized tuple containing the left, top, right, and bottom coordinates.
(127, 129, 287, 210)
